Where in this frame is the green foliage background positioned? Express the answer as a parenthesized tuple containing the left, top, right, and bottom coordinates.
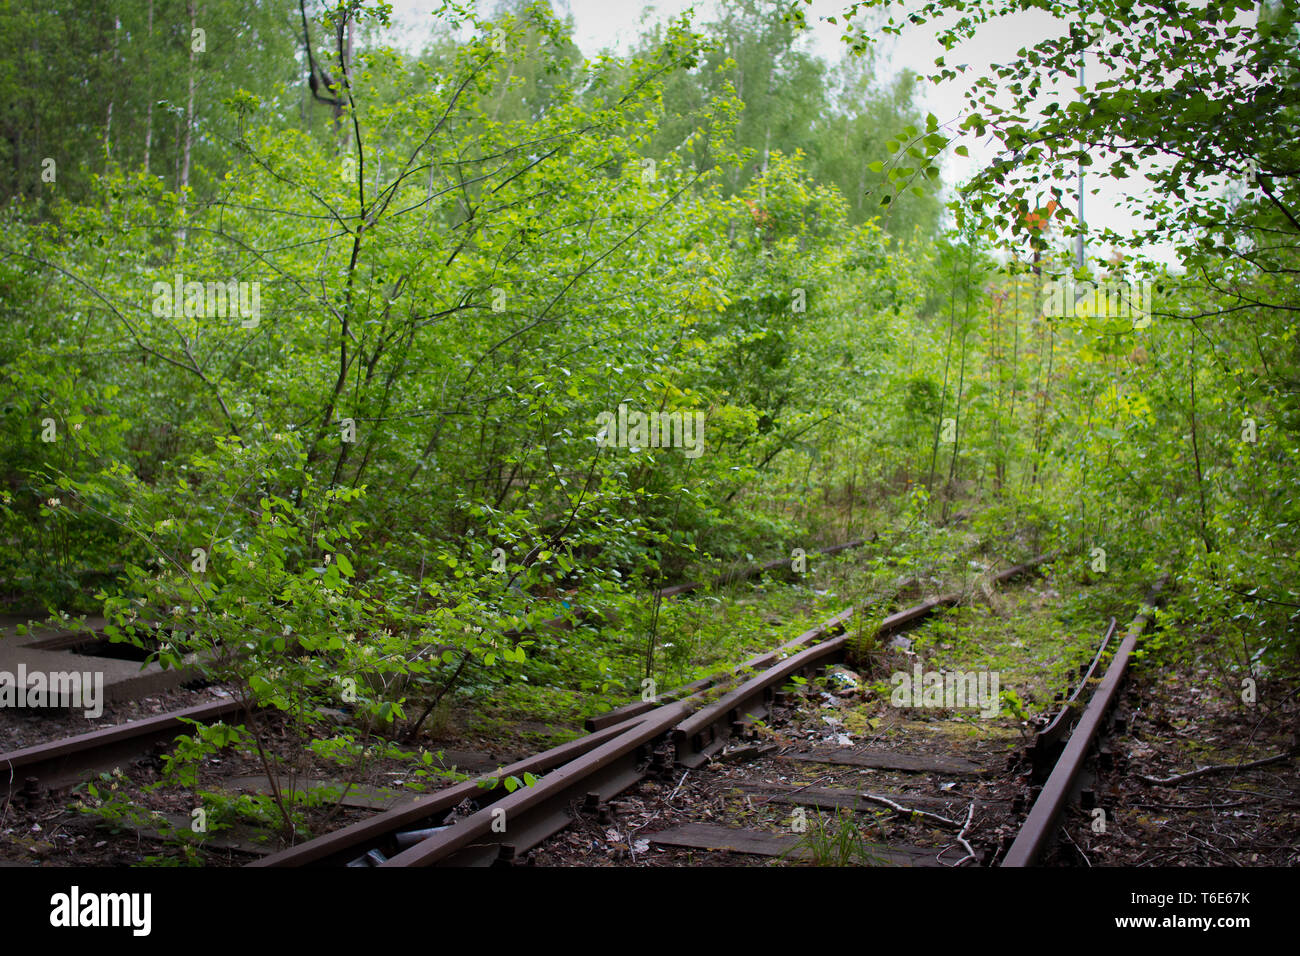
(1, 0, 1297, 818)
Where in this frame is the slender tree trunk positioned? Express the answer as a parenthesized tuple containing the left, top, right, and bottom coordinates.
(180, 1, 197, 195)
(1029, 294, 1055, 490)
(143, 0, 154, 174)
(992, 283, 1005, 493)
(926, 255, 960, 502)
(177, 1, 198, 245)
(104, 17, 120, 170)
(1188, 334, 1215, 553)
(337, 16, 353, 147)
(1009, 269, 1021, 487)
(943, 251, 974, 520)
(943, 323, 968, 520)
(1036, 325, 1055, 488)
(1079, 383, 1098, 555)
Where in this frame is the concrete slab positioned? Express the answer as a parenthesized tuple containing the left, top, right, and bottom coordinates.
(646, 822, 943, 866)
(784, 747, 990, 776)
(0, 632, 191, 709)
(0, 616, 106, 648)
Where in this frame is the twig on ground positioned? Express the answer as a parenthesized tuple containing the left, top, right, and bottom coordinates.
(1131, 799, 1260, 811)
(948, 801, 977, 867)
(1138, 750, 1295, 786)
(860, 792, 961, 829)
(668, 769, 690, 802)
(1060, 822, 1092, 867)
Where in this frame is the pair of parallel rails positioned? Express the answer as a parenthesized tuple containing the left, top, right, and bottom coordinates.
(4, 545, 1160, 867)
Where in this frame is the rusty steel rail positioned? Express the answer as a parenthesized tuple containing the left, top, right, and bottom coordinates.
(589, 551, 1051, 734)
(582, 537, 874, 732)
(253, 551, 1052, 867)
(381, 701, 696, 867)
(672, 615, 853, 767)
(252, 616, 847, 865)
(250, 711, 661, 867)
(671, 553, 1054, 766)
(1, 697, 247, 798)
(1026, 617, 1118, 779)
(1002, 576, 1168, 867)
(5, 539, 874, 801)
(588, 559, 893, 734)
(588, 600, 871, 734)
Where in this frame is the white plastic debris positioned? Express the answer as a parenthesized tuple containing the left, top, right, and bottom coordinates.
(827, 666, 861, 689)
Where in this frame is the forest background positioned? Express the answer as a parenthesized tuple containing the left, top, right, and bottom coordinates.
(1, 0, 1295, 760)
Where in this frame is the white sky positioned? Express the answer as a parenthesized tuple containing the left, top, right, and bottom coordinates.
(381, 0, 1245, 267)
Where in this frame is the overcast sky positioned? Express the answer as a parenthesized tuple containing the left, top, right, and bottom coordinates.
(381, 0, 1235, 267)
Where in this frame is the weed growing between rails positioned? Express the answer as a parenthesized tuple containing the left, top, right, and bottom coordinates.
(787, 807, 892, 866)
(860, 565, 1108, 739)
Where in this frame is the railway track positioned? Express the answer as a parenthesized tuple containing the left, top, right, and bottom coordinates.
(0, 538, 871, 808)
(250, 553, 1074, 868)
(1002, 576, 1167, 866)
(4, 545, 1169, 869)
(1, 698, 247, 800)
